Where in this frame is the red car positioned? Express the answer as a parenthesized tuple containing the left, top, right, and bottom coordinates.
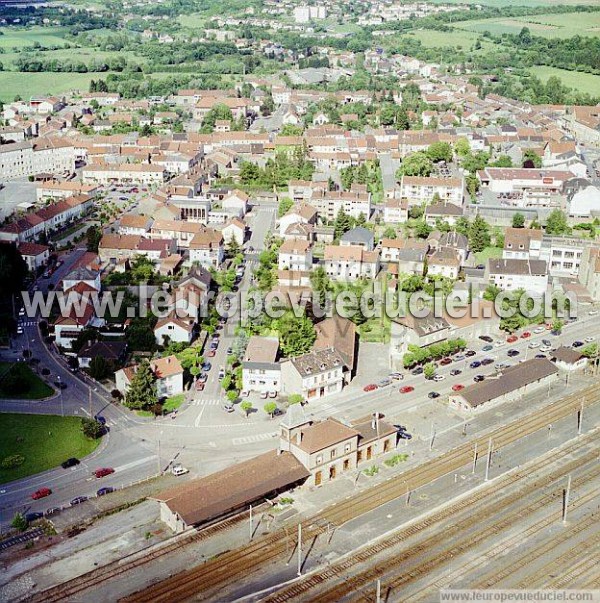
(94, 468, 115, 478)
(506, 335, 518, 343)
(363, 384, 378, 392)
(400, 385, 414, 394)
(439, 357, 452, 366)
(207, 350, 216, 357)
(31, 487, 52, 500)
(452, 384, 465, 392)
(520, 331, 531, 339)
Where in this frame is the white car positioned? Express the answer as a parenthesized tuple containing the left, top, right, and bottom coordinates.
(533, 326, 545, 334)
(540, 345, 552, 353)
(16, 327, 23, 335)
(494, 340, 504, 347)
(585, 336, 596, 343)
(528, 341, 540, 349)
(433, 374, 446, 382)
(588, 310, 599, 316)
(171, 464, 189, 476)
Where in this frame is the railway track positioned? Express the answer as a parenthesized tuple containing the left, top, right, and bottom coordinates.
(265, 435, 600, 603)
(24, 509, 251, 603)
(119, 382, 600, 603)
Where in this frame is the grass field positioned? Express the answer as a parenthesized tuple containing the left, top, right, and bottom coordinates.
(0, 413, 100, 483)
(0, 26, 71, 50)
(528, 66, 600, 97)
(0, 362, 54, 400)
(475, 246, 503, 265)
(455, 11, 600, 39)
(433, 0, 596, 6)
(0, 72, 102, 102)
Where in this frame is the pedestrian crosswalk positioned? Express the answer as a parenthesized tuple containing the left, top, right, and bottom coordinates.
(191, 398, 221, 406)
(20, 321, 37, 327)
(232, 432, 278, 446)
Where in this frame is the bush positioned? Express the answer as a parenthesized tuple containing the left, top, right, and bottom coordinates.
(81, 418, 104, 439)
(1, 454, 25, 469)
(363, 465, 379, 477)
(11, 512, 28, 532)
(384, 453, 409, 468)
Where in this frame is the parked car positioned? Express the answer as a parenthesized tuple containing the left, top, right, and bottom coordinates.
(507, 335, 518, 343)
(218, 368, 225, 379)
(389, 372, 404, 381)
(535, 354, 547, 359)
(520, 331, 531, 339)
(572, 341, 584, 348)
(452, 384, 465, 392)
(202, 362, 212, 372)
(542, 339, 552, 347)
(25, 512, 44, 522)
(494, 340, 504, 347)
(226, 347, 233, 355)
(481, 358, 494, 366)
(584, 336, 596, 343)
(268, 391, 277, 399)
(479, 335, 493, 343)
(223, 404, 235, 413)
(473, 375, 485, 383)
(399, 385, 414, 394)
(207, 350, 216, 357)
(469, 361, 481, 369)
(533, 326, 546, 334)
(465, 350, 476, 357)
(439, 357, 452, 366)
(397, 430, 413, 440)
(260, 391, 268, 399)
(45, 507, 61, 516)
(507, 349, 520, 357)
(197, 373, 208, 383)
(172, 464, 189, 476)
(61, 457, 80, 469)
(482, 345, 493, 352)
(428, 391, 440, 399)
(31, 487, 52, 500)
(195, 381, 205, 392)
(540, 345, 552, 353)
(377, 378, 391, 387)
(70, 496, 88, 506)
(363, 384, 378, 392)
(97, 487, 115, 497)
(94, 467, 115, 478)
(450, 368, 462, 376)
(454, 355, 465, 362)
(433, 374, 445, 382)
(411, 367, 423, 375)
(528, 341, 540, 349)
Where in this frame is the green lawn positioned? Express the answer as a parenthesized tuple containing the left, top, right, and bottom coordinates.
(405, 29, 485, 50)
(0, 72, 100, 102)
(0, 26, 71, 50)
(0, 362, 54, 400)
(475, 246, 503, 265)
(528, 66, 600, 97)
(0, 413, 100, 483)
(163, 393, 185, 412)
(455, 11, 600, 39)
(434, 0, 594, 6)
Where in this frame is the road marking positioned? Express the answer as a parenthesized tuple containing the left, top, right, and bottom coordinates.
(232, 432, 278, 446)
(113, 456, 157, 473)
(194, 403, 208, 428)
(80, 407, 91, 416)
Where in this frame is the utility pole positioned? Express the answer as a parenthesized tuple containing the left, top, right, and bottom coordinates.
(578, 399, 584, 435)
(472, 442, 478, 474)
(563, 474, 571, 524)
(297, 523, 302, 576)
(429, 422, 436, 451)
(484, 438, 492, 482)
(376, 579, 381, 603)
(249, 504, 253, 540)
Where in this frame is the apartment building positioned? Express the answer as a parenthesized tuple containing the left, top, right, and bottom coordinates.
(242, 336, 281, 394)
(0, 139, 77, 180)
(400, 176, 464, 206)
(323, 244, 380, 281)
(485, 258, 549, 295)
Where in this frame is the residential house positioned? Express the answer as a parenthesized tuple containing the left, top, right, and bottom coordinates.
(578, 246, 600, 301)
(340, 227, 374, 251)
(17, 242, 50, 271)
(485, 258, 549, 295)
(323, 245, 379, 281)
(424, 202, 463, 227)
(503, 228, 543, 260)
(278, 239, 313, 271)
(400, 176, 464, 207)
(242, 336, 281, 394)
(115, 355, 184, 398)
(221, 218, 246, 248)
(551, 346, 587, 372)
(279, 204, 318, 237)
(119, 214, 154, 236)
(77, 341, 127, 370)
(383, 199, 409, 224)
(154, 314, 195, 346)
(189, 228, 224, 268)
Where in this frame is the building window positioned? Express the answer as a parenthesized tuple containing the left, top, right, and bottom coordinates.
(316, 455, 323, 465)
(330, 449, 336, 459)
(345, 443, 351, 453)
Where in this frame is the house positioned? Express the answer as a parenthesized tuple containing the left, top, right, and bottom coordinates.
(77, 341, 127, 370)
(115, 355, 184, 398)
(448, 358, 559, 413)
(279, 204, 318, 237)
(340, 227, 374, 251)
(119, 214, 154, 236)
(278, 239, 313, 271)
(485, 258, 548, 295)
(323, 245, 380, 281)
(189, 228, 224, 268)
(222, 189, 249, 217)
(503, 228, 543, 260)
(314, 315, 357, 378)
(154, 315, 195, 346)
(280, 347, 345, 401)
(427, 248, 461, 279)
(381, 239, 428, 275)
(436, 231, 469, 264)
(54, 298, 96, 349)
(17, 242, 50, 271)
(279, 412, 396, 487)
(578, 246, 600, 301)
(242, 336, 281, 394)
(551, 346, 587, 372)
(383, 199, 409, 224)
(400, 176, 464, 206)
(62, 267, 101, 293)
(424, 202, 463, 227)
(221, 218, 245, 248)
(170, 266, 212, 319)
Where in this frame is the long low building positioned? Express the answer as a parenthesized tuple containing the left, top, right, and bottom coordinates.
(152, 450, 309, 532)
(448, 358, 559, 413)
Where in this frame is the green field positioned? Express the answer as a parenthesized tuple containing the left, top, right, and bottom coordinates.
(475, 246, 503, 265)
(529, 66, 600, 97)
(0, 72, 101, 102)
(0, 413, 100, 483)
(455, 11, 600, 39)
(0, 362, 54, 400)
(0, 26, 71, 49)
(433, 0, 597, 6)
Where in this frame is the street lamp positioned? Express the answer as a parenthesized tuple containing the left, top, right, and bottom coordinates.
(57, 375, 64, 417)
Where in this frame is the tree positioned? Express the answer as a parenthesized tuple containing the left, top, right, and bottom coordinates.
(89, 355, 110, 380)
(396, 152, 433, 178)
(414, 220, 432, 239)
(552, 319, 564, 333)
(310, 266, 332, 310)
(124, 359, 157, 410)
(454, 138, 471, 157)
(130, 255, 155, 283)
(426, 142, 452, 163)
(334, 208, 353, 239)
(545, 210, 569, 236)
(469, 215, 491, 253)
(276, 311, 316, 357)
(278, 196, 293, 218)
(523, 149, 542, 169)
(483, 284, 501, 301)
(383, 226, 397, 239)
(86, 225, 102, 252)
(263, 401, 277, 418)
(288, 393, 304, 405)
(491, 155, 513, 168)
(512, 213, 525, 228)
(240, 400, 253, 417)
(11, 512, 28, 532)
(81, 418, 104, 439)
(423, 363, 436, 380)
